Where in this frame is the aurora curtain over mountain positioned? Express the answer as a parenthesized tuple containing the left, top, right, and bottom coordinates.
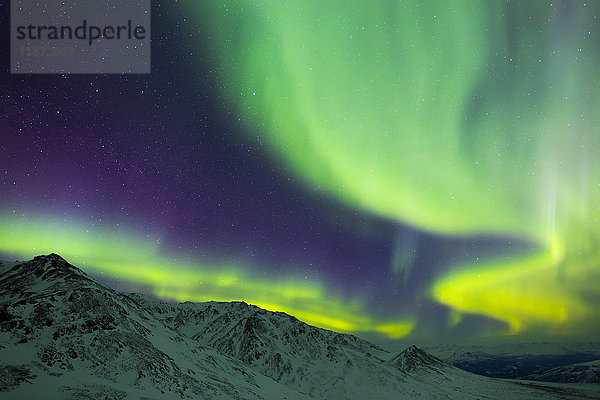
(190, 0, 600, 335)
(1, 0, 599, 346)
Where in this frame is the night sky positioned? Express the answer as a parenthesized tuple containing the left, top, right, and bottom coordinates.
(2, 1, 600, 348)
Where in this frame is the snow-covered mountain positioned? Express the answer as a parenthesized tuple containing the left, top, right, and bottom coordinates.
(0, 254, 308, 400)
(130, 292, 399, 399)
(2, 254, 599, 399)
(389, 345, 447, 373)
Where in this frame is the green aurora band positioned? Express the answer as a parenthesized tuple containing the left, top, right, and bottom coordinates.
(0, 213, 413, 339)
(187, 1, 600, 335)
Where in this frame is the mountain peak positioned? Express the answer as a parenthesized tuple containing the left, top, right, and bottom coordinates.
(1, 253, 89, 300)
(28, 253, 84, 275)
(389, 345, 446, 372)
(35, 252, 66, 260)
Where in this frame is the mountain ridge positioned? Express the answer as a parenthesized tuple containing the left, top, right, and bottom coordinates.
(1, 254, 599, 399)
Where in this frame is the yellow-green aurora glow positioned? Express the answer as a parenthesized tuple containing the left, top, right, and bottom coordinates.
(186, 0, 600, 335)
(0, 213, 413, 338)
(3, 1, 600, 343)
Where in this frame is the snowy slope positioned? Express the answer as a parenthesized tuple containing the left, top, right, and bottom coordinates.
(0, 255, 309, 399)
(131, 279, 600, 399)
(2, 254, 600, 399)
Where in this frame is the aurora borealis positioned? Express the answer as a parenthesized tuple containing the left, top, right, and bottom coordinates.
(2, 1, 600, 346)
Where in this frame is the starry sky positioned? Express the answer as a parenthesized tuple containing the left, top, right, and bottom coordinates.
(1, 1, 600, 348)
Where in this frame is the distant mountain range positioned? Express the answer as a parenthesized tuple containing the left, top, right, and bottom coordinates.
(426, 343, 600, 382)
(522, 360, 600, 383)
(1, 254, 599, 399)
